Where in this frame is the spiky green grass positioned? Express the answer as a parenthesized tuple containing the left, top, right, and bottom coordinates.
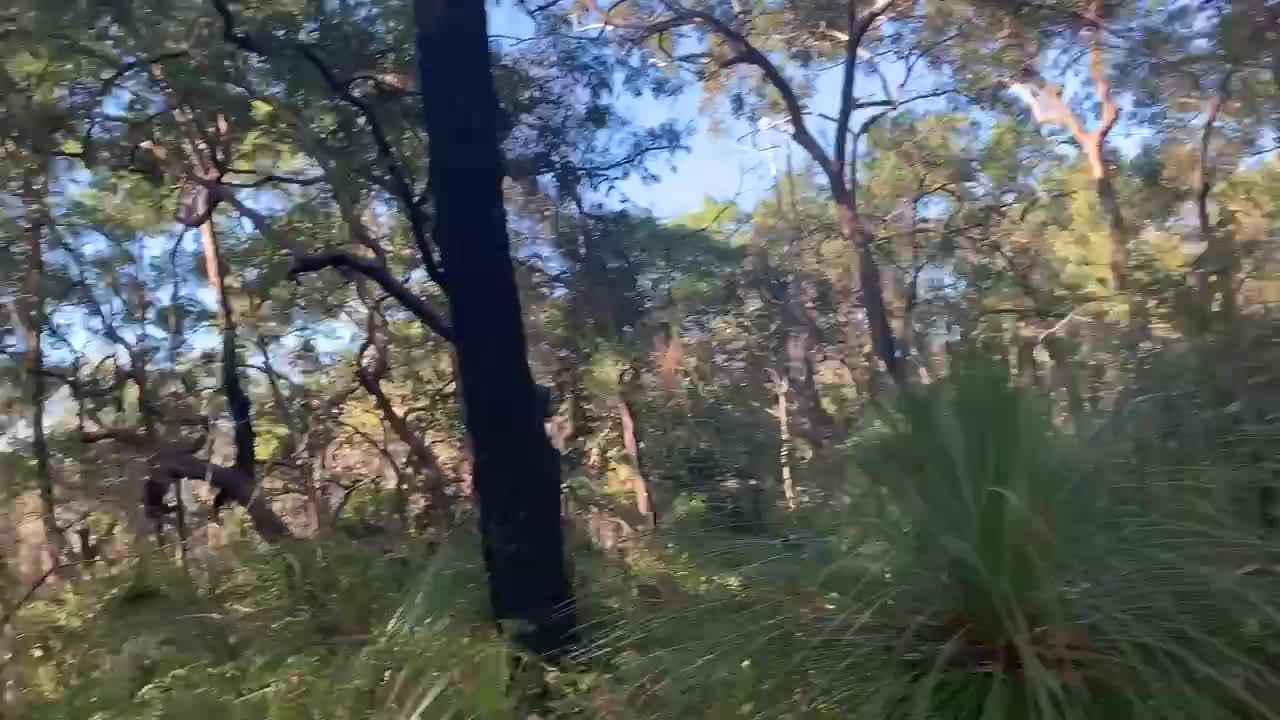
(571, 362, 1280, 719)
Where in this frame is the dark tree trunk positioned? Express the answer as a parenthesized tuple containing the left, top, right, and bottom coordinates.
(199, 221, 284, 541)
(22, 177, 65, 568)
(836, 204, 902, 386)
(201, 222, 256, 479)
(415, 0, 574, 656)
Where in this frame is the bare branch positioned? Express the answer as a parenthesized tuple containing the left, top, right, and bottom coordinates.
(217, 190, 453, 341)
(221, 170, 326, 188)
(289, 253, 454, 342)
(519, 0, 568, 15)
(1197, 70, 1234, 240)
(835, 0, 900, 179)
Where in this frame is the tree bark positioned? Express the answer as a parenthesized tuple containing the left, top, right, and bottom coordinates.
(365, 293, 453, 524)
(416, 0, 574, 656)
(614, 385, 655, 528)
(769, 369, 797, 511)
(1008, 2, 1130, 322)
(172, 454, 290, 541)
(198, 221, 286, 540)
(1043, 334, 1085, 426)
(359, 371, 453, 525)
(1195, 74, 1239, 336)
(591, 0, 904, 385)
(836, 203, 902, 384)
(201, 222, 256, 479)
(82, 428, 292, 542)
(20, 176, 65, 569)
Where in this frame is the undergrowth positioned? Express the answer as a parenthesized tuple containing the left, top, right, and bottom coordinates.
(9, 366, 1280, 719)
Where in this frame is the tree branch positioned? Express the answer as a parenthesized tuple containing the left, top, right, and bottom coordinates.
(221, 170, 326, 188)
(590, 0, 836, 182)
(79, 428, 291, 540)
(289, 253, 454, 341)
(1197, 69, 1234, 240)
(210, 0, 446, 289)
(834, 0, 899, 180)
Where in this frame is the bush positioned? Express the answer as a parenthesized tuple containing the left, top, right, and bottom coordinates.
(574, 362, 1280, 719)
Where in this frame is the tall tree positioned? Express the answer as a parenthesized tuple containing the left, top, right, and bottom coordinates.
(415, 0, 575, 655)
(15, 173, 64, 568)
(564, 0, 948, 385)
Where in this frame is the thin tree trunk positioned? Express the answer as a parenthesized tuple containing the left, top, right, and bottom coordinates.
(836, 203, 902, 385)
(0, 586, 11, 720)
(770, 370, 797, 511)
(201, 222, 255, 478)
(150, 78, 286, 540)
(782, 306, 837, 449)
(1043, 335, 1085, 426)
(361, 376, 453, 525)
(829, 0, 903, 386)
(173, 478, 189, 568)
(383, 424, 410, 536)
(1195, 73, 1241, 344)
(614, 386, 655, 528)
(199, 221, 284, 540)
(359, 291, 453, 525)
(20, 177, 64, 570)
(308, 440, 333, 532)
(416, 0, 574, 656)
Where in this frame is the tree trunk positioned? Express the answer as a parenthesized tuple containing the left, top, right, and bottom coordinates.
(360, 291, 454, 526)
(416, 0, 574, 656)
(20, 177, 64, 570)
(1043, 335, 1085, 427)
(201, 222, 256, 478)
(1092, 172, 1132, 308)
(836, 203, 902, 385)
(162, 450, 290, 541)
(361, 374, 453, 525)
(783, 308, 836, 450)
(200, 221, 282, 540)
(770, 370, 797, 511)
(614, 388, 655, 528)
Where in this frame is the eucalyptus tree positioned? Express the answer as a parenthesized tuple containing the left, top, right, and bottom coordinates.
(547, 0, 976, 386)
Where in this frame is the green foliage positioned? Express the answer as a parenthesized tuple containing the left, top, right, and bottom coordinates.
(566, 364, 1280, 719)
(9, 533, 519, 720)
(4, 0, 1280, 718)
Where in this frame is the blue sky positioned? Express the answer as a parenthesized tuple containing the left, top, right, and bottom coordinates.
(489, 3, 778, 218)
(487, 1, 1187, 223)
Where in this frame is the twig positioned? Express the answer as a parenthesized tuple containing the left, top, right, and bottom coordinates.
(1035, 310, 1078, 346)
(1, 556, 131, 630)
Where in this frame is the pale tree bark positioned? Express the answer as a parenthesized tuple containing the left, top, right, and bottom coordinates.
(768, 369, 797, 511)
(1007, 1, 1127, 306)
(614, 372, 655, 528)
